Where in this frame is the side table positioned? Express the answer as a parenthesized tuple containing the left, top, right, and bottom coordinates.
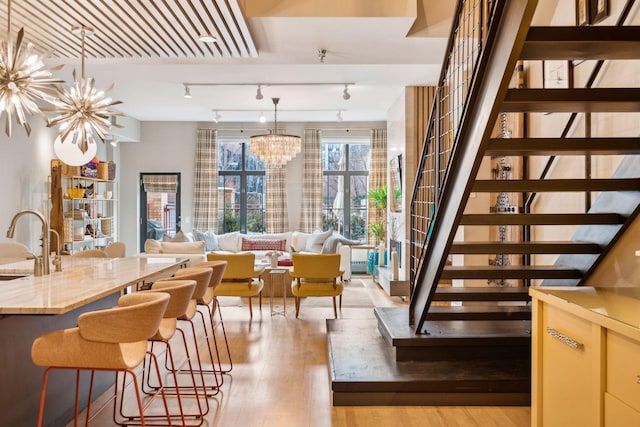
(268, 268, 288, 316)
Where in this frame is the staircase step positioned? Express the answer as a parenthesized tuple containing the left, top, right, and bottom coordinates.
(460, 212, 625, 225)
(425, 305, 531, 321)
(328, 315, 530, 406)
(375, 307, 531, 360)
(473, 178, 640, 192)
(450, 241, 602, 254)
(441, 265, 582, 280)
(502, 88, 640, 113)
(433, 286, 531, 302)
(521, 26, 640, 60)
(485, 137, 640, 156)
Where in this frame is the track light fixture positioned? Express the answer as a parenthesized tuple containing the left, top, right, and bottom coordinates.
(336, 111, 343, 122)
(256, 85, 263, 100)
(183, 85, 192, 98)
(259, 111, 266, 123)
(198, 33, 217, 43)
(212, 110, 221, 123)
(342, 84, 350, 100)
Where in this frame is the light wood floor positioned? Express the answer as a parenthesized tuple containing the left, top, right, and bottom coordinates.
(69, 277, 531, 427)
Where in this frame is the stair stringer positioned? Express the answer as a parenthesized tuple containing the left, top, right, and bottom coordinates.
(542, 156, 640, 286)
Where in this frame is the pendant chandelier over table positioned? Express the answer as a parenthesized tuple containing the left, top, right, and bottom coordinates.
(0, 0, 63, 136)
(249, 97, 301, 167)
(47, 25, 123, 166)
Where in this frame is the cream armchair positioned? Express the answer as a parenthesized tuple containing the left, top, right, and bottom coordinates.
(290, 253, 344, 318)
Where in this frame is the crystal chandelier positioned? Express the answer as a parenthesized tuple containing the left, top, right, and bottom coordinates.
(0, 0, 63, 136)
(250, 98, 300, 167)
(47, 26, 122, 160)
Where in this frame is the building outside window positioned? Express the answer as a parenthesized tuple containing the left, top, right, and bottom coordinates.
(218, 141, 266, 233)
(322, 142, 370, 242)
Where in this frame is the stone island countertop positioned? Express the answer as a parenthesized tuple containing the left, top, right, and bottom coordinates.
(0, 256, 186, 315)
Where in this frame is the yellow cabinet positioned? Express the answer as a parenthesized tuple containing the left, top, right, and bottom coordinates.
(531, 287, 640, 427)
(538, 304, 601, 427)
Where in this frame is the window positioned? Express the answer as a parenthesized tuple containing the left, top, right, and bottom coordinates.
(218, 141, 266, 233)
(322, 142, 370, 242)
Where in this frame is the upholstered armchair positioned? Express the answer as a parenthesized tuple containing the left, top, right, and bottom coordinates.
(207, 252, 264, 317)
(290, 253, 344, 318)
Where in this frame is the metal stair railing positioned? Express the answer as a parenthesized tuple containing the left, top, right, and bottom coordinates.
(409, 0, 538, 331)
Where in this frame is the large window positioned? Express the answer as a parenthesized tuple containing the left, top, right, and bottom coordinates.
(218, 141, 266, 233)
(322, 143, 370, 242)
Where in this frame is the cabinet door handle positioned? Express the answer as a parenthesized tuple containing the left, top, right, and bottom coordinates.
(546, 327, 583, 350)
(636, 375, 640, 385)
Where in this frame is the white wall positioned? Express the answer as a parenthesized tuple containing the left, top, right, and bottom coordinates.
(0, 118, 112, 255)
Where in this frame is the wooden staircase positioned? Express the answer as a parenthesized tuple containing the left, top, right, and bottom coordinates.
(354, 0, 640, 406)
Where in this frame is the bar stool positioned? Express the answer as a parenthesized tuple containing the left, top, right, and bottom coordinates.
(192, 260, 232, 374)
(31, 292, 170, 427)
(156, 267, 222, 394)
(134, 279, 209, 426)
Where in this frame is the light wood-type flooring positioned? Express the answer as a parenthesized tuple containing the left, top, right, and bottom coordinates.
(66, 277, 530, 427)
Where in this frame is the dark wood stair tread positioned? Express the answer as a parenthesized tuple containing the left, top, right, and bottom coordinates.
(472, 178, 640, 192)
(425, 305, 531, 321)
(521, 26, 640, 60)
(432, 286, 531, 301)
(502, 88, 640, 113)
(485, 138, 640, 156)
(460, 213, 625, 225)
(449, 241, 602, 254)
(441, 266, 582, 280)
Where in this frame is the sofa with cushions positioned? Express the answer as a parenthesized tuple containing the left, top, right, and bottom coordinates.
(141, 229, 359, 280)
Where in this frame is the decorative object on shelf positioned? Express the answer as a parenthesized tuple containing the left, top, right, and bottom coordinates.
(0, 0, 63, 137)
(590, 0, 609, 24)
(576, 0, 590, 25)
(391, 248, 399, 281)
(250, 97, 301, 167)
(47, 25, 123, 162)
(543, 60, 573, 89)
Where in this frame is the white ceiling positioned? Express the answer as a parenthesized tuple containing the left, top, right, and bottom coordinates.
(4, 0, 456, 123)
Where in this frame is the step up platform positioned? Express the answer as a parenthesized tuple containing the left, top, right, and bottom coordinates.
(327, 312, 531, 406)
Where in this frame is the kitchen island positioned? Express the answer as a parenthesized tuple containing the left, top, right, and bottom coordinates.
(0, 256, 186, 427)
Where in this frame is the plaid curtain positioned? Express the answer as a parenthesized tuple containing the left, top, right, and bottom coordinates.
(193, 129, 218, 231)
(368, 128, 387, 244)
(266, 165, 288, 233)
(299, 129, 322, 232)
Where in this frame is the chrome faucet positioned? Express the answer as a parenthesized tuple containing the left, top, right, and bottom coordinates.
(49, 228, 63, 272)
(7, 209, 50, 276)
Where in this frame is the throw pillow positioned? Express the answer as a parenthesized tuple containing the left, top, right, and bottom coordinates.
(304, 229, 333, 253)
(192, 228, 218, 251)
(217, 231, 240, 252)
(241, 238, 287, 252)
(144, 239, 162, 253)
(321, 233, 361, 254)
(161, 230, 192, 243)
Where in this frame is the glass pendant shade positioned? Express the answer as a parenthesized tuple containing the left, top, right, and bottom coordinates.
(54, 134, 97, 166)
(250, 97, 301, 167)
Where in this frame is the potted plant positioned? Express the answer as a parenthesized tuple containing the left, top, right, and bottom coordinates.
(367, 185, 388, 245)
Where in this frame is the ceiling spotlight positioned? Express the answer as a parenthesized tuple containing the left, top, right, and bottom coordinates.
(336, 111, 343, 122)
(183, 85, 192, 98)
(198, 33, 217, 43)
(318, 48, 327, 63)
(342, 84, 350, 100)
(259, 111, 266, 123)
(212, 111, 221, 123)
(256, 85, 263, 100)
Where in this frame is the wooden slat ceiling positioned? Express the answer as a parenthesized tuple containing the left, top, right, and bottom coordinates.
(0, 0, 257, 59)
